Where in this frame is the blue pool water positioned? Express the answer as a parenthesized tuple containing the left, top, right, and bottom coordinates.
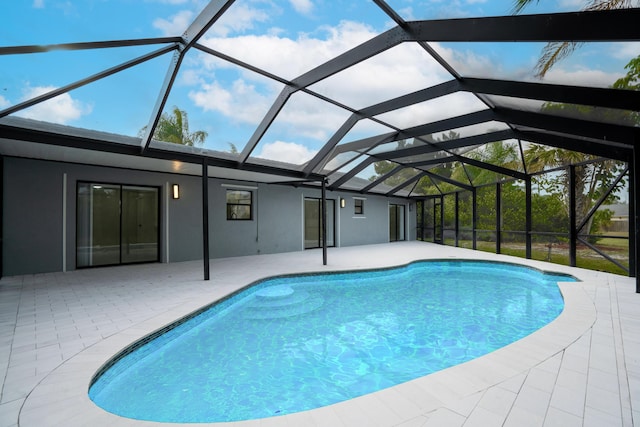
(89, 260, 574, 422)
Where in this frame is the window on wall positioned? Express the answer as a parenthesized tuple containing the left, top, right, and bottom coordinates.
(354, 198, 364, 215)
(227, 190, 252, 220)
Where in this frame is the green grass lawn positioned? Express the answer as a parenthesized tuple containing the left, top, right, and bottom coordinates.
(595, 237, 629, 248)
(442, 238, 629, 276)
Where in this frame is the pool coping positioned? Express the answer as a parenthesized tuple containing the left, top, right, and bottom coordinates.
(18, 257, 597, 427)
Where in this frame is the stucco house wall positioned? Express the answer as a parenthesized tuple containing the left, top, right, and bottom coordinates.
(2, 156, 415, 276)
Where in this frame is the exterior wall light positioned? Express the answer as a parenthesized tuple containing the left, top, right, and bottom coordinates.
(172, 184, 180, 199)
(340, 197, 346, 208)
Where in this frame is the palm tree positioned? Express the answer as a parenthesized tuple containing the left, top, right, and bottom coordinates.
(464, 140, 522, 186)
(512, 0, 635, 78)
(139, 106, 207, 146)
(524, 144, 623, 235)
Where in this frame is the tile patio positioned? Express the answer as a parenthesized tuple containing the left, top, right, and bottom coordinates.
(1, 242, 638, 426)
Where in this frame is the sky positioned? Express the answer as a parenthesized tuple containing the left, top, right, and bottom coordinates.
(1, 0, 639, 168)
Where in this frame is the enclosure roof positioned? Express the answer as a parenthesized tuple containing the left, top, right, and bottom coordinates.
(1, 1, 639, 196)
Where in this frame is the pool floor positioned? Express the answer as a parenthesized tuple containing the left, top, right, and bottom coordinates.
(2, 242, 638, 426)
(89, 261, 570, 422)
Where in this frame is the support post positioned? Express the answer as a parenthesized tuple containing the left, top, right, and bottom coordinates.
(321, 178, 327, 266)
(496, 182, 502, 254)
(422, 199, 427, 241)
(417, 200, 424, 240)
(0, 156, 3, 279)
(629, 153, 636, 279)
(202, 159, 210, 281)
(569, 165, 577, 267)
(472, 188, 477, 250)
(525, 177, 532, 259)
(439, 195, 444, 244)
(633, 147, 640, 292)
(454, 192, 459, 247)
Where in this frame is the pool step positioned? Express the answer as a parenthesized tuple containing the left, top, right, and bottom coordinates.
(243, 285, 324, 319)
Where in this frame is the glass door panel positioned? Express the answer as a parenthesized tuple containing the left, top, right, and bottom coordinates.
(434, 198, 443, 244)
(397, 204, 405, 240)
(77, 182, 159, 268)
(77, 183, 121, 267)
(390, 205, 398, 241)
(389, 204, 406, 242)
(325, 199, 335, 247)
(304, 199, 320, 249)
(121, 186, 159, 264)
(304, 198, 335, 249)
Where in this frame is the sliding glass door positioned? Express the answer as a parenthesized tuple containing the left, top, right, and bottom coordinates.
(77, 183, 159, 268)
(389, 203, 406, 242)
(304, 198, 335, 249)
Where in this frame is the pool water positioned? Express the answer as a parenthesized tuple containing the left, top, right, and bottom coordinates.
(89, 260, 574, 422)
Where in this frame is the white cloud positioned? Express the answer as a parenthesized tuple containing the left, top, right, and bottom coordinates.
(32, 0, 44, 8)
(610, 42, 640, 60)
(200, 20, 384, 79)
(188, 21, 460, 144)
(255, 140, 318, 164)
(376, 92, 486, 130)
(188, 79, 272, 125)
(206, 3, 270, 37)
(296, 39, 454, 111)
(398, 7, 415, 20)
(16, 85, 92, 124)
(153, 10, 194, 36)
(289, 0, 314, 15)
(187, 20, 382, 139)
(180, 68, 204, 86)
(436, 43, 496, 78)
(276, 95, 351, 141)
(185, 15, 632, 156)
(542, 67, 623, 88)
(152, 2, 271, 40)
(0, 95, 10, 109)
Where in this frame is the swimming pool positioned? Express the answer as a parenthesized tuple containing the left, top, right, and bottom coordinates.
(89, 260, 574, 423)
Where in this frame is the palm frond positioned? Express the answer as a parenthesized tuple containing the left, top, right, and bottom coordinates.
(517, 0, 633, 78)
(584, 0, 634, 11)
(511, 0, 538, 14)
(534, 41, 581, 79)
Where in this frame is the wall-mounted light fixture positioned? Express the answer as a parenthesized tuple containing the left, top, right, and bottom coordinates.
(340, 197, 346, 208)
(172, 184, 180, 199)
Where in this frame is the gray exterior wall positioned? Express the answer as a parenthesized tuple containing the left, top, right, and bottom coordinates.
(2, 157, 415, 276)
(339, 195, 393, 246)
(4, 158, 64, 275)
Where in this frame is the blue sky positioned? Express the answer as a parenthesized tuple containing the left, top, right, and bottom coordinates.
(2, 0, 639, 166)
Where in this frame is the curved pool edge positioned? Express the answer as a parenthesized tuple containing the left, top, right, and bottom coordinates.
(19, 257, 597, 427)
(87, 258, 578, 395)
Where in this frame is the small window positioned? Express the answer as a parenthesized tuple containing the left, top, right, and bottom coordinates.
(227, 190, 252, 220)
(354, 198, 364, 215)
